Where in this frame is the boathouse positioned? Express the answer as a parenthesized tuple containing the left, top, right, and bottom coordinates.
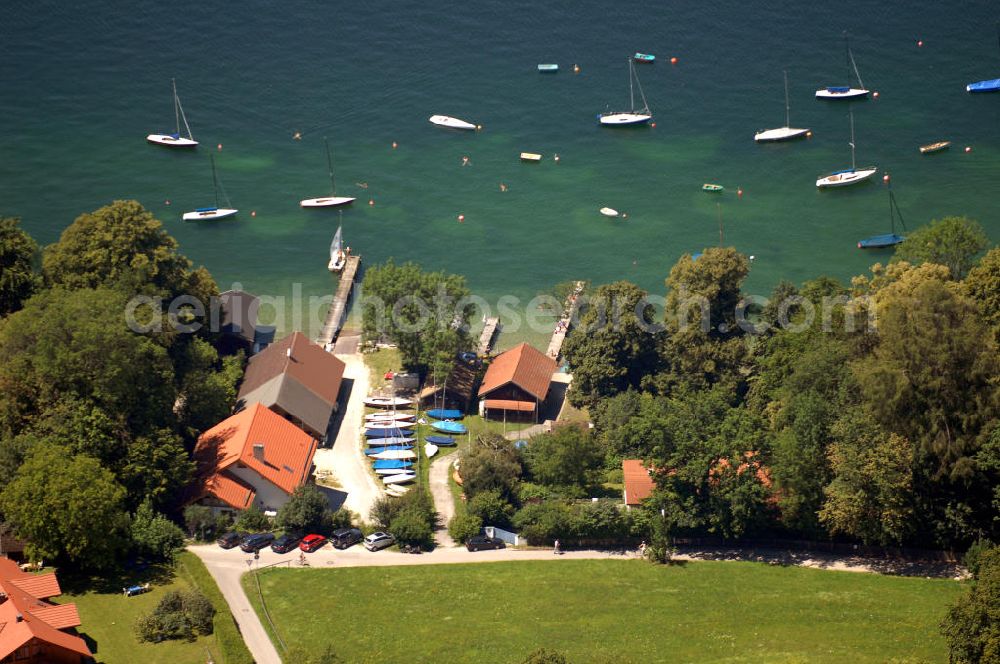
(478, 343, 556, 421)
(236, 332, 345, 441)
(622, 459, 656, 510)
(187, 403, 318, 515)
(419, 359, 479, 413)
(217, 289, 275, 355)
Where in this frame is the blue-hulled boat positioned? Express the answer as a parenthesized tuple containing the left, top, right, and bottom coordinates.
(858, 186, 906, 249)
(372, 459, 413, 470)
(366, 445, 415, 456)
(366, 437, 416, 446)
(426, 435, 456, 446)
(431, 420, 467, 434)
(365, 427, 414, 438)
(634, 53, 655, 63)
(967, 78, 1000, 93)
(426, 409, 463, 420)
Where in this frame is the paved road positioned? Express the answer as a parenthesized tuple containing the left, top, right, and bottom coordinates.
(428, 453, 458, 547)
(313, 350, 381, 522)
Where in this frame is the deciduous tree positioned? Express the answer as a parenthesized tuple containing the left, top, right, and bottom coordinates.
(893, 215, 989, 280)
(0, 216, 40, 316)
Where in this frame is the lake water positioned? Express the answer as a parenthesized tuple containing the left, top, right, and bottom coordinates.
(2, 0, 998, 346)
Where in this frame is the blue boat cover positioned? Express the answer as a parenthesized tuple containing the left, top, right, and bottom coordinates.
(372, 459, 413, 470)
(826, 86, 850, 93)
(170, 133, 181, 139)
(366, 445, 414, 455)
(425, 435, 456, 445)
(195, 207, 218, 213)
(858, 233, 905, 249)
(829, 168, 857, 176)
(365, 427, 414, 438)
(427, 409, 463, 420)
(966, 78, 1000, 93)
(431, 420, 468, 434)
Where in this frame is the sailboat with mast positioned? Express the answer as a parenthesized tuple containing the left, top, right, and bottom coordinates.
(816, 108, 877, 188)
(300, 138, 356, 208)
(816, 35, 870, 100)
(858, 183, 907, 248)
(328, 215, 346, 272)
(182, 154, 238, 220)
(147, 79, 199, 148)
(599, 57, 652, 126)
(755, 71, 811, 142)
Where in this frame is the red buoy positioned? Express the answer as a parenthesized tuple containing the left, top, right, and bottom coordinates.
(873, 91, 880, 99)
(737, 187, 743, 198)
(458, 214, 465, 222)
(670, 56, 678, 64)
(217, 143, 223, 151)
(251, 210, 257, 217)
(965, 146, 972, 153)
(883, 174, 890, 184)
(917, 40, 924, 47)
(392, 141, 398, 149)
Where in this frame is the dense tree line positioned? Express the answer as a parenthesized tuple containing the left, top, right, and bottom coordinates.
(562, 216, 999, 551)
(0, 201, 244, 568)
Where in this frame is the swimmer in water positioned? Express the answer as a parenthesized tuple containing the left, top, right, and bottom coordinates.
(293, 131, 302, 140)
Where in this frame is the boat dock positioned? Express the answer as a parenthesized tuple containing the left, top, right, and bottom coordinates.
(546, 281, 585, 361)
(318, 255, 361, 350)
(478, 316, 502, 356)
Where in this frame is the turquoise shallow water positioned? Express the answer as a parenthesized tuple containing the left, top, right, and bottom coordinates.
(1, 1, 998, 344)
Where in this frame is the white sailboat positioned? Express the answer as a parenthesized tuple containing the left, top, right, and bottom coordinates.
(816, 35, 870, 100)
(364, 396, 414, 409)
(328, 220, 346, 272)
(599, 58, 652, 126)
(383, 472, 416, 485)
(371, 450, 418, 461)
(755, 71, 811, 142)
(300, 138, 356, 208)
(147, 79, 199, 148)
(816, 108, 877, 188)
(182, 154, 238, 220)
(429, 115, 478, 130)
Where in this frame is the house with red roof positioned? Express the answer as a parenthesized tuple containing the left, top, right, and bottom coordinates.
(187, 402, 319, 515)
(622, 459, 656, 510)
(236, 332, 345, 440)
(478, 343, 556, 421)
(0, 559, 92, 663)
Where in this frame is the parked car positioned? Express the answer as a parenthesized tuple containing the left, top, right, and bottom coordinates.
(466, 535, 505, 552)
(271, 533, 303, 554)
(217, 531, 242, 549)
(239, 533, 275, 553)
(330, 527, 364, 549)
(363, 532, 395, 551)
(299, 534, 328, 553)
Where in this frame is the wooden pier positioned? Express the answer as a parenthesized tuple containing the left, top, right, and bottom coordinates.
(317, 255, 361, 350)
(478, 316, 502, 356)
(546, 281, 585, 361)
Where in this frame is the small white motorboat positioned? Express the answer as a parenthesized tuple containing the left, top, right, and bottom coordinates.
(364, 396, 414, 409)
(147, 79, 199, 148)
(599, 207, 620, 217)
(429, 115, 478, 130)
(371, 450, 418, 461)
(383, 472, 417, 485)
(424, 443, 439, 458)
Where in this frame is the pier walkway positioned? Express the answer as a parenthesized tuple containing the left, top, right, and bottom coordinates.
(318, 255, 361, 349)
(546, 281, 584, 361)
(478, 316, 502, 356)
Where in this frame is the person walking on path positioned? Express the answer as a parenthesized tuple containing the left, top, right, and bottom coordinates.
(553, 539, 561, 555)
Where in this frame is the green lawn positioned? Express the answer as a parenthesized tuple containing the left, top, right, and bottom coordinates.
(243, 559, 961, 663)
(60, 552, 252, 664)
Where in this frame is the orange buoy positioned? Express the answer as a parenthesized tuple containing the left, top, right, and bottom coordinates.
(965, 146, 972, 153)
(392, 141, 398, 149)
(737, 187, 743, 198)
(573, 64, 580, 73)
(873, 91, 880, 99)
(670, 56, 678, 64)
(806, 131, 813, 138)
(458, 214, 465, 222)
(883, 174, 890, 184)
(650, 122, 656, 128)
(217, 143, 222, 151)
(369, 198, 375, 206)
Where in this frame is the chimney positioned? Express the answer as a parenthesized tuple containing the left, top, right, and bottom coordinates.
(252, 443, 265, 462)
(16, 612, 23, 622)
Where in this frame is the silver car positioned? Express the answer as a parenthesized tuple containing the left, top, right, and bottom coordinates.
(363, 531, 395, 551)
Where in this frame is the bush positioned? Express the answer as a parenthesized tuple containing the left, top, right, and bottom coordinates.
(963, 538, 994, 577)
(183, 505, 215, 540)
(277, 483, 346, 535)
(448, 513, 483, 544)
(942, 544, 1000, 662)
(134, 589, 216, 643)
(234, 504, 271, 532)
(390, 509, 434, 548)
(461, 433, 523, 500)
(522, 648, 570, 663)
(467, 489, 515, 528)
(512, 502, 572, 545)
(372, 489, 435, 531)
(131, 500, 186, 561)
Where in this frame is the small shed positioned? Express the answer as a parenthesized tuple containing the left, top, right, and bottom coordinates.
(419, 360, 479, 412)
(622, 459, 656, 510)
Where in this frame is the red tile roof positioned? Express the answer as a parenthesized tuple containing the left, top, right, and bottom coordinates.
(0, 559, 91, 661)
(191, 403, 317, 508)
(479, 343, 556, 402)
(623, 460, 656, 506)
(6, 573, 61, 600)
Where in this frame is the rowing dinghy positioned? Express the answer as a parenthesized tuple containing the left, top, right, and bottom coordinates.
(599, 207, 620, 217)
(702, 183, 724, 192)
(429, 115, 478, 130)
(634, 53, 656, 63)
(919, 141, 951, 154)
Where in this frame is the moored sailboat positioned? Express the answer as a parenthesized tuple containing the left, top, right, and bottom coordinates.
(816, 108, 877, 188)
(599, 58, 652, 126)
(755, 71, 811, 142)
(301, 138, 356, 208)
(328, 220, 346, 272)
(816, 35, 870, 100)
(182, 154, 237, 221)
(147, 79, 199, 148)
(858, 183, 907, 249)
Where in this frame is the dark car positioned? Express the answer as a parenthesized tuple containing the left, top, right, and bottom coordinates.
(217, 531, 242, 549)
(466, 535, 505, 552)
(299, 534, 328, 553)
(271, 533, 303, 554)
(239, 533, 275, 553)
(330, 527, 364, 550)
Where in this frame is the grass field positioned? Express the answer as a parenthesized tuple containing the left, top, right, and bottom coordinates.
(243, 559, 961, 663)
(60, 552, 252, 664)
